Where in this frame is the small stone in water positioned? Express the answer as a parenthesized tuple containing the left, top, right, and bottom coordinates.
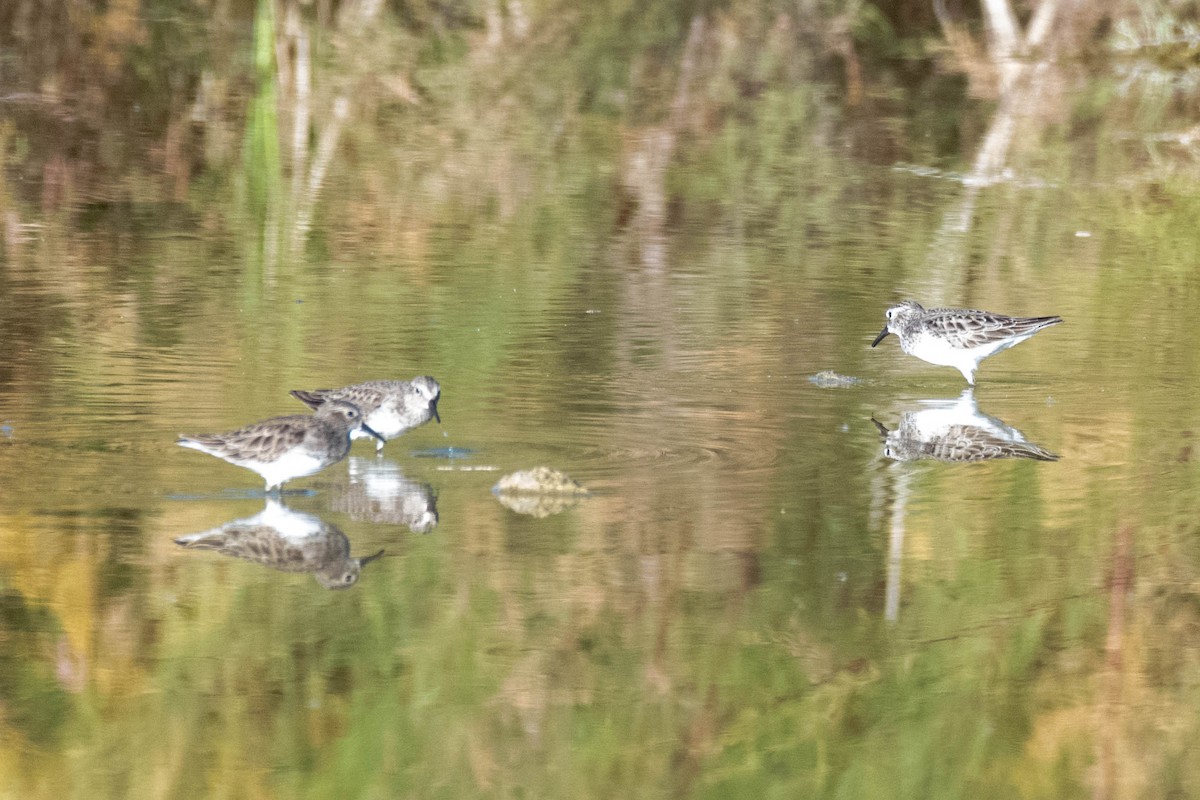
(808, 370, 861, 388)
(492, 467, 589, 495)
(493, 467, 588, 518)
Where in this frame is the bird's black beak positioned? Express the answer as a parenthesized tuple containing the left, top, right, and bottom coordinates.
(358, 549, 385, 567)
(871, 326, 890, 348)
(870, 417, 890, 436)
(361, 422, 387, 444)
(431, 396, 441, 424)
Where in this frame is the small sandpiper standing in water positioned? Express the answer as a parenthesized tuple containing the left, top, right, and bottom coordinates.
(871, 300, 1062, 385)
(289, 376, 441, 453)
(177, 399, 384, 492)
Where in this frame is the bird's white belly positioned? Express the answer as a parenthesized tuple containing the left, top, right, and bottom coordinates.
(356, 408, 402, 440)
(905, 329, 1034, 366)
(248, 450, 325, 487)
(903, 331, 975, 368)
(253, 499, 326, 539)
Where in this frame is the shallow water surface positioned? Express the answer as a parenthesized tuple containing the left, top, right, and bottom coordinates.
(3, 4, 1200, 797)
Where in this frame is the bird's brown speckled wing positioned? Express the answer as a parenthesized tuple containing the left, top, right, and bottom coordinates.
(189, 415, 311, 461)
(925, 425, 1060, 462)
(328, 384, 390, 413)
(289, 389, 328, 410)
(176, 525, 330, 571)
(922, 308, 1061, 348)
(292, 383, 389, 414)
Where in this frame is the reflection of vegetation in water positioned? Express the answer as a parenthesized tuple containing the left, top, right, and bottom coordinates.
(0, 590, 71, 749)
(240, 0, 282, 299)
(1109, 0, 1200, 144)
(57, 498, 1140, 799)
(0, 0, 1195, 223)
(245, 0, 281, 227)
(1111, 1, 1200, 72)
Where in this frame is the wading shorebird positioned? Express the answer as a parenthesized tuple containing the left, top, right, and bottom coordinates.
(290, 377, 441, 453)
(177, 399, 383, 492)
(871, 300, 1062, 385)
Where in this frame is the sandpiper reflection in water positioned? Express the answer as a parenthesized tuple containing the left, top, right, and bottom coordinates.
(329, 457, 439, 533)
(872, 389, 1059, 463)
(175, 499, 384, 589)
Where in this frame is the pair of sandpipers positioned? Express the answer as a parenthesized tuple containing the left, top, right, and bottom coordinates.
(178, 377, 441, 492)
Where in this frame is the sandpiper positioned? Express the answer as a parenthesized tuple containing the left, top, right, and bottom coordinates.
(290, 376, 441, 453)
(175, 499, 384, 589)
(177, 399, 384, 491)
(871, 300, 1062, 384)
